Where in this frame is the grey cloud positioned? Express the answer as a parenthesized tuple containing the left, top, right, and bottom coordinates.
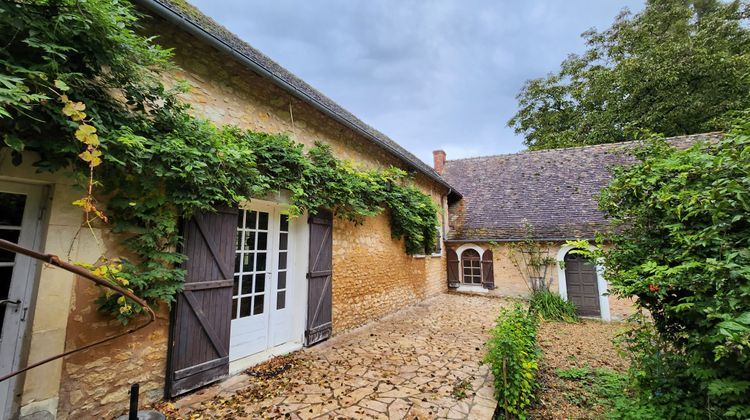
(190, 0, 644, 163)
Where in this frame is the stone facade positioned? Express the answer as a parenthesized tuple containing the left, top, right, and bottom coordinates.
(146, 18, 451, 337)
(332, 213, 445, 333)
(447, 241, 635, 322)
(56, 292, 170, 419)
(8, 13, 450, 420)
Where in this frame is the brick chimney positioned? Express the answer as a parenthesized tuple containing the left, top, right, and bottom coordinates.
(433, 150, 446, 175)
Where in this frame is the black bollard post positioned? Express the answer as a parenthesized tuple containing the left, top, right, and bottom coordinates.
(128, 383, 139, 420)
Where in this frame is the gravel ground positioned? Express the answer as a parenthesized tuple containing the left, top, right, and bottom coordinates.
(530, 320, 631, 419)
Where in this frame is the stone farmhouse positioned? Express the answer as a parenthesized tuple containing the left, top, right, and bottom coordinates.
(437, 132, 720, 322)
(0, 0, 720, 418)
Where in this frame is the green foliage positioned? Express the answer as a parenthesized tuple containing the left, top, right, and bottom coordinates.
(504, 222, 557, 292)
(484, 304, 539, 418)
(0, 0, 439, 323)
(529, 290, 578, 323)
(554, 366, 658, 419)
(451, 379, 473, 400)
(508, 0, 750, 150)
(588, 125, 750, 417)
(556, 366, 627, 403)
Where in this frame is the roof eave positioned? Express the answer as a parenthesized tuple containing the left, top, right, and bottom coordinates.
(134, 0, 459, 193)
(445, 237, 595, 243)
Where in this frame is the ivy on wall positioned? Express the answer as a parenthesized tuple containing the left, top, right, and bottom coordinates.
(0, 0, 439, 323)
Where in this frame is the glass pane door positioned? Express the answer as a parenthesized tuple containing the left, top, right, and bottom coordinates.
(233, 210, 270, 320)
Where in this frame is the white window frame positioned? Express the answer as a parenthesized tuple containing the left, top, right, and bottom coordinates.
(454, 243, 485, 285)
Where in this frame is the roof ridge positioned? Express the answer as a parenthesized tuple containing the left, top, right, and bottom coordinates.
(445, 131, 723, 163)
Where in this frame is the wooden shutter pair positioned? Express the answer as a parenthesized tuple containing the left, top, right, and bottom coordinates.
(166, 208, 336, 398)
(446, 247, 495, 290)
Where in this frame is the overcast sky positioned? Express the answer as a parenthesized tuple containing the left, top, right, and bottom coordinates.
(190, 1, 644, 164)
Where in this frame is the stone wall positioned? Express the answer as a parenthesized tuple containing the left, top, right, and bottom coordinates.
(332, 213, 445, 332)
(41, 15, 449, 419)
(56, 286, 169, 419)
(447, 241, 635, 321)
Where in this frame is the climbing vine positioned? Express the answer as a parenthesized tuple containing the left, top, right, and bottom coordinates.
(0, 0, 439, 323)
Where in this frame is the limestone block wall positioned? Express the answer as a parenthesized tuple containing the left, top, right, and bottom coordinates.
(56, 290, 169, 419)
(447, 241, 635, 321)
(0, 150, 170, 419)
(332, 213, 446, 333)
(608, 295, 636, 321)
(487, 242, 543, 298)
(0, 150, 161, 420)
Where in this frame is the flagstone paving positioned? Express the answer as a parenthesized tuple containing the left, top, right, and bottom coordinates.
(161, 293, 508, 419)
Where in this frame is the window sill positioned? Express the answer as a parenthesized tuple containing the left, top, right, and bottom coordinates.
(456, 284, 488, 294)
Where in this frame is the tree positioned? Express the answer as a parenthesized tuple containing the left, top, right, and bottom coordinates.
(574, 121, 750, 418)
(508, 0, 750, 150)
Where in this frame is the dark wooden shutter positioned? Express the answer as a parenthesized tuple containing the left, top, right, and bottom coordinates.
(305, 210, 333, 346)
(166, 208, 237, 398)
(481, 249, 495, 290)
(447, 248, 460, 288)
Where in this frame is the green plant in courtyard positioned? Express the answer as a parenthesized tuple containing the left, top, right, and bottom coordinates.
(0, 0, 439, 323)
(451, 379, 473, 400)
(554, 366, 658, 419)
(485, 304, 539, 418)
(529, 290, 578, 323)
(576, 122, 750, 418)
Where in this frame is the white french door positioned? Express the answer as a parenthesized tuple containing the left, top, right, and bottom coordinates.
(229, 203, 294, 361)
(0, 182, 43, 419)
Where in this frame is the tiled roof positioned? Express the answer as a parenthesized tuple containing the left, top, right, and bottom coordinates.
(134, 0, 457, 193)
(442, 133, 722, 241)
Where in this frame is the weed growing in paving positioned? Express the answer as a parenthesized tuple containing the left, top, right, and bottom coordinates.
(451, 379, 474, 399)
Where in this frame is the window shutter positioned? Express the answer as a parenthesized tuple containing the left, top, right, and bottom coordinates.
(481, 249, 495, 289)
(167, 208, 237, 397)
(447, 248, 459, 288)
(305, 210, 333, 346)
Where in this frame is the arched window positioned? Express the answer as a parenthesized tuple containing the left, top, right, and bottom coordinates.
(461, 249, 482, 284)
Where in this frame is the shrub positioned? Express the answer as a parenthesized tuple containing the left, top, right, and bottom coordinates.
(484, 304, 539, 418)
(529, 290, 578, 322)
(582, 124, 750, 418)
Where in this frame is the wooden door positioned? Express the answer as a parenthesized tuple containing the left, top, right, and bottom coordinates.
(166, 208, 237, 398)
(481, 249, 495, 289)
(447, 248, 459, 288)
(564, 252, 600, 317)
(305, 210, 332, 346)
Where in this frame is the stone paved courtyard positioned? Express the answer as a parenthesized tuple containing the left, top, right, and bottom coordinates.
(161, 293, 508, 419)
